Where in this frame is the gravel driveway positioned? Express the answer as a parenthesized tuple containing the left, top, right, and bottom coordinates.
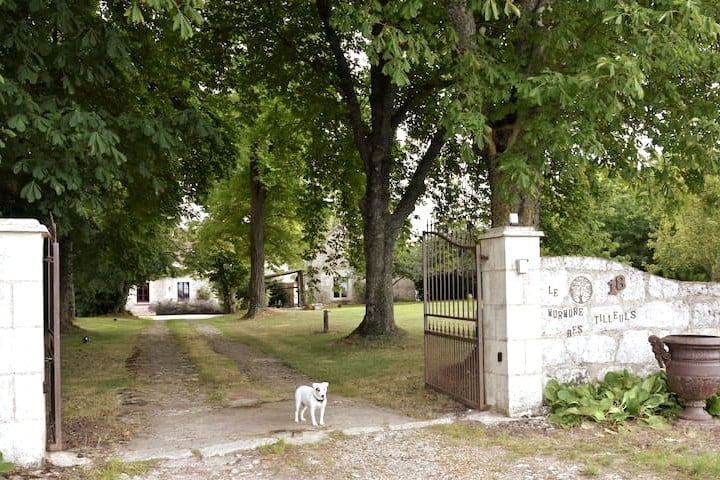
(12, 320, 699, 479)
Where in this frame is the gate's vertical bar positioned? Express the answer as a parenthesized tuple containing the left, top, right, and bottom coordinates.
(453, 245, 458, 319)
(422, 230, 429, 386)
(465, 247, 470, 320)
(50, 233, 62, 450)
(439, 236, 444, 315)
(44, 218, 62, 452)
(475, 243, 485, 409)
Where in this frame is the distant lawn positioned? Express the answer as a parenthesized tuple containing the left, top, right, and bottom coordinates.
(208, 302, 463, 417)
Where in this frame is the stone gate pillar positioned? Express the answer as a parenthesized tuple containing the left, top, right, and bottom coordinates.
(0, 219, 49, 466)
(480, 226, 544, 417)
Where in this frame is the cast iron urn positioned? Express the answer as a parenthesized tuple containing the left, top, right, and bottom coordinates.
(648, 334, 720, 422)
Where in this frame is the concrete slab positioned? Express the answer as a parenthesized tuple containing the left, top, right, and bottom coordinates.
(118, 395, 420, 461)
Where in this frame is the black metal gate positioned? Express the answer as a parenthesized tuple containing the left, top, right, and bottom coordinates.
(423, 229, 486, 409)
(43, 219, 62, 451)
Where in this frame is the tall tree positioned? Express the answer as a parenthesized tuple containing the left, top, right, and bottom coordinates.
(0, 1, 228, 327)
(185, 95, 312, 317)
(457, 0, 720, 227)
(245, 150, 269, 318)
(183, 220, 249, 314)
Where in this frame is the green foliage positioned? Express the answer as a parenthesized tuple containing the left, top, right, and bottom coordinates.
(258, 439, 287, 456)
(183, 93, 318, 313)
(0, 1, 226, 220)
(0, 1, 232, 325)
(0, 452, 14, 478)
(706, 391, 720, 416)
(540, 170, 617, 258)
(267, 280, 291, 307)
(648, 176, 720, 281)
(437, 0, 720, 229)
(124, 1, 204, 39)
(393, 238, 423, 290)
(541, 173, 662, 266)
(76, 458, 154, 480)
(545, 370, 683, 429)
(74, 205, 179, 316)
(195, 285, 212, 301)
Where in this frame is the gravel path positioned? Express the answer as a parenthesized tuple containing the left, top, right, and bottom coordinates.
(120, 424, 663, 480)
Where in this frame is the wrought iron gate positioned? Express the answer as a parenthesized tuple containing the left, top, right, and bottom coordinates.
(44, 219, 62, 450)
(423, 229, 487, 409)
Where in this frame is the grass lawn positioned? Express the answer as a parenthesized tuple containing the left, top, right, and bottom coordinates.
(207, 302, 461, 417)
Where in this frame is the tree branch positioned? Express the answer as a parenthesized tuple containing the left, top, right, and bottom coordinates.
(316, 0, 369, 162)
(444, 0, 477, 54)
(391, 75, 451, 131)
(390, 127, 447, 230)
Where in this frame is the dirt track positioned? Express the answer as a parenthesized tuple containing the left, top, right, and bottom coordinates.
(115, 323, 420, 461)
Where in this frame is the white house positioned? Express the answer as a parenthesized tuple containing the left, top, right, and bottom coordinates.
(125, 274, 216, 316)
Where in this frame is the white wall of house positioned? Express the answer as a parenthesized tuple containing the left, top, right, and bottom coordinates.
(126, 275, 215, 316)
(304, 224, 362, 305)
(311, 268, 357, 304)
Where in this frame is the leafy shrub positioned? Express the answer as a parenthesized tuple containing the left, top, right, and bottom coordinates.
(195, 285, 212, 301)
(0, 452, 14, 479)
(545, 370, 683, 429)
(150, 300, 223, 315)
(707, 391, 720, 416)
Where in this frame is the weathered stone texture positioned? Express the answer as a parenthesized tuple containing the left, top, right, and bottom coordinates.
(541, 256, 720, 384)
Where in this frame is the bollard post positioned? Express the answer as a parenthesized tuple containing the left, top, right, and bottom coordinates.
(323, 310, 329, 333)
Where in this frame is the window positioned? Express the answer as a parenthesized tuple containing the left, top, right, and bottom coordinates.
(136, 283, 150, 303)
(333, 277, 348, 299)
(177, 282, 190, 302)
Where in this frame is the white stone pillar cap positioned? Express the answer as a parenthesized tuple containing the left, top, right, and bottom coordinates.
(0, 218, 49, 235)
(479, 226, 544, 240)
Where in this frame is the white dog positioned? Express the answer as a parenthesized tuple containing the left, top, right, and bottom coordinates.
(294, 382, 329, 427)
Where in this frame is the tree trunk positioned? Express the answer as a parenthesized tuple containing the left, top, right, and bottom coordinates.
(351, 198, 399, 337)
(223, 285, 237, 314)
(59, 237, 77, 332)
(221, 286, 237, 314)
(218, 264, 237, 314)
(479, 121, 541, 228)
(243, 152, 267, 319)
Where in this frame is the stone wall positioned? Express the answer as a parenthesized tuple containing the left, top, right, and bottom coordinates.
(0, 219, 48, 466)
(541, 256, 720, 385)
